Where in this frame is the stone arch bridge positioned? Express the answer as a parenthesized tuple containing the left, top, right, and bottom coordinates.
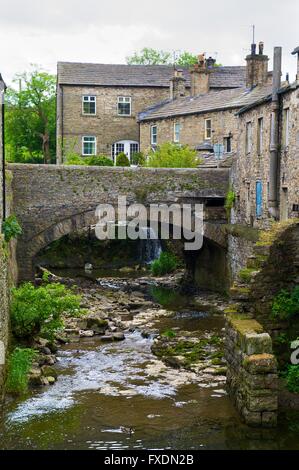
(9, 164, 230, 281)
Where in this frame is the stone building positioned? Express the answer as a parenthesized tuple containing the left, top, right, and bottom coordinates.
(138, 43, 274, 160)
(56, 61, 247, 163)
(232, 46, 299, 228)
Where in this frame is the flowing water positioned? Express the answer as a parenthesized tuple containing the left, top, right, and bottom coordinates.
(1, 275, 299, 450)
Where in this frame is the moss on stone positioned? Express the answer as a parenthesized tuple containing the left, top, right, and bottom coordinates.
(227, 314, 264, 336)
(224, 224, 260, 242)
(238, 268, 258, 283)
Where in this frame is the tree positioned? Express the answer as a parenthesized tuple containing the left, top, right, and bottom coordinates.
(126, 48, 198, 67)
(5, 67, 56, 164)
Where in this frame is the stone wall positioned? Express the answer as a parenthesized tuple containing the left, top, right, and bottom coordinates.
(57, 85, 170, 162)
(0, 238, 10, 400)
(140, 108, 239, 156)
(225, 314, 278, 427)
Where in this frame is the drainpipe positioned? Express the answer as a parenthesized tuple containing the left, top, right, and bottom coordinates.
(268, 47, 282, 219)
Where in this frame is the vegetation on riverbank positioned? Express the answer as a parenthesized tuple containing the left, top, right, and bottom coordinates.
(6, 348, 37, 395)
(151, 252, 179, 276)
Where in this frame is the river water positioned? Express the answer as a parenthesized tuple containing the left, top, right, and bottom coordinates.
(1, 273, 299, 450)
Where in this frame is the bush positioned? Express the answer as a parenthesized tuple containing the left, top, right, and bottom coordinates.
(116, 152, 130, 167)
(151, 252, 178, 276)
(285, 365, 299, 393)
(146, 142, 200, 168)
(2, 215, 22, 242)
(6, 348, 37, 395)
(86, 155, 114, 166)
(224, 188, 236, 218)
(272, 286, 299, 321)
(10, 282, 82, 339)
(131, 152, 145, 166)
(65, 153, 86, 165)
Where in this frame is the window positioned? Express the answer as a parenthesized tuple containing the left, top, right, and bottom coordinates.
(257, 117, 263, 155)
(82, 136, 96, 156)
(174, 122, 181, 143)
(111, 142, 125, 161)
(118, 96, 131, 116)
(151, 125, 157, 145)
(224, 136, 232, 153)
(205, 119, 212, 140)
(130, 142, 139, 156)
(246, 121, 252, 154)
(82, 96, 96, 115)
(283, 108, 290, 146)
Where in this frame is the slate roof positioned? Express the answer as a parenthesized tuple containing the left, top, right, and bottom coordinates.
(138, 85, 273, 121)
(57, 62, 246, 89)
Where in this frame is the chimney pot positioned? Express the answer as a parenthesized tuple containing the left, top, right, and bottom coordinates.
(259, 42, 264, 55)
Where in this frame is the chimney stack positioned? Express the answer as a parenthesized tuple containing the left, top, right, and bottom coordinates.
(246, 41, 269, 89)
(170, 69, 186, 100)
(190, 54, 211, 95)
(291, 46, 299, 81)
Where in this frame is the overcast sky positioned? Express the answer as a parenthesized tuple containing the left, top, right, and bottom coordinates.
(0, 0, 298, 85)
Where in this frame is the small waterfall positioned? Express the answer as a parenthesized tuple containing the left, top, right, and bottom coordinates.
(139, 227, 162, 264)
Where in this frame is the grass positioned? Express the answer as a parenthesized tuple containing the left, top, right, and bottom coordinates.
(6, 348, 37, 395)
(151, 252, 178, 276)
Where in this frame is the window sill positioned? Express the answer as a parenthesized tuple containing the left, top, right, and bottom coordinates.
(82, 114, 97, 117)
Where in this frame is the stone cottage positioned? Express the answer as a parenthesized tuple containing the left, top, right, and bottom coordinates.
(232, 46, 299, 228)
(56, 59, 248, 164)
(138, 43, 274, 160)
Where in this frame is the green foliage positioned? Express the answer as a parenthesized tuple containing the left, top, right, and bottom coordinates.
(10, 282, 82, 339)
(86, 155, 114, 166)
(126, 48, 172, 65)
(224, 188, 236, 218)
(151, 252, 178, 276)
(5, 67, 56, 164)
(146, 142, 200, 168)
(6, 348, 37, 395)
(285, 365, 299, 393)
(65, 153, 114, 166)
(116, 152, 130, 167)
(131, 152, 145, 166)
(272, 287, 299, 321)
(162, 329, 177, 339)
(2, 215, 22, 242)
(238, 268, 256, 283)
(126, 48, 210, 68)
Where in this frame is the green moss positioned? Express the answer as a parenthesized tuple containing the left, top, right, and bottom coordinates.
(238, 268, 257, 283)
(224, 224, 260, 242)
(227, 314, 264, 335)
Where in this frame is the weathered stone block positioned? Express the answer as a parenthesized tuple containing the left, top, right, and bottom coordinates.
(243, 333, 272, 355)
(247, 393, 278, 412)
(243, 354, 277, 374)
(262, 411, 278, 428)
(242, 407, 262, 426)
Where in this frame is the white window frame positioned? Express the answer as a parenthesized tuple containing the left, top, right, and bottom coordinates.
(205, 118, 212, 140)
(246, 121, 252, 154)
(151, 125, 157, 145)
(82, 95, 96, 115)
(284, 108, 290, 146)
(174, 122, 181, 143)
(117, 96, 132, 116)
(82, 136, 97, 156)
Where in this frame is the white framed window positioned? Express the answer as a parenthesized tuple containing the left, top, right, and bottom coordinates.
(246, 121, 252, 154)
(82, 136, 96, 156)
(82, 96, 96, 115)
(283, 108, 290, 146)
(151, 125, 157, 145)
(257, 117, 263, 155)
(174, 122, 181, 143)
(205, 119, 212, 140)
(118, 96, 131, 116)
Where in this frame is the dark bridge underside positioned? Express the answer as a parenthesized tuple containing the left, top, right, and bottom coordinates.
(9, 164, 230, 281)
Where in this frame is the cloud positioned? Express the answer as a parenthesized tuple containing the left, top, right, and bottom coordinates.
(0, 0, 298, 84)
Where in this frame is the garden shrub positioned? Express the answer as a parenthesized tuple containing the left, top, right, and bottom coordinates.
(2, 215, 22, 242)
(116, 152, 130, 167)
(6, 348, 37, 395)
(151, 252, 178, 276)
(86, 155, 114, 166)
(131, 152, 145, 166)
(224, 188, 236, 218)
(146, 142, 200, 168)
(10, 282, 82, 339)
(272, 286, 299, 321)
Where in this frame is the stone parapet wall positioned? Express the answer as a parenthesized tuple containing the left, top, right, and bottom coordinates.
(0, 237, 9, 401)
(225, 314, 278, 427)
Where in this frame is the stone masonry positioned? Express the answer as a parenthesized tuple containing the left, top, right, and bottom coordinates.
(225, 314, 278, 427)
